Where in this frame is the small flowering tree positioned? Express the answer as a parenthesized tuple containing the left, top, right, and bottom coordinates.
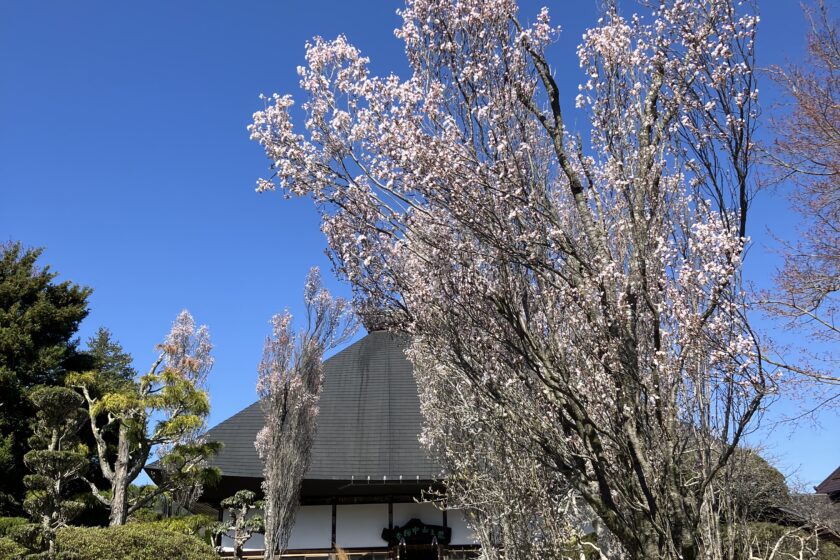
(256, 268, 355, 559)
(68, 310, 220, 526)
(250, 1, 770, 558)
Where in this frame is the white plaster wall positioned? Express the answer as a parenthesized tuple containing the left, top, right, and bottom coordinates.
(392, 501, 442, 528)
(221, 505, 332, 552)
(287, 505, 332, 550)
(335, 503, 389, 548)
(447, 509, 478, 545)
(220, 502, 477, 551)
(242, 530, 266, 551)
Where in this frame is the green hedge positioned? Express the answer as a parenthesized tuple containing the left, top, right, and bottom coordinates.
(0, 518, 27, 539)
(5, 523, 42, 554)
(0, 536, 27, 559)
(56, 524, 217, 560)
(128, 513, 214, 537)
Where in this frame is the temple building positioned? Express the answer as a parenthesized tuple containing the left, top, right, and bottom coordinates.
(816, 465, 840, 503)
(150, 331, 478, 559)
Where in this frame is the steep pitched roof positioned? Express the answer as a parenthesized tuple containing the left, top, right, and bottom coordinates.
(816, 465, 840, 496)
(153, 331, 440, 482)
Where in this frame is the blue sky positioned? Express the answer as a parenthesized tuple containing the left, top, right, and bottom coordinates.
(1, 1, 835, 489)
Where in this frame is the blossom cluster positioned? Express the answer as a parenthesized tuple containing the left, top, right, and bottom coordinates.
(251, 1, 766, 557)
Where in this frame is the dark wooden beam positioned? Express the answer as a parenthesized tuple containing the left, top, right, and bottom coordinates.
(331, 501, 337, 550)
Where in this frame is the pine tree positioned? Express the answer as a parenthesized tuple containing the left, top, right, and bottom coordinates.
(23, 386, 88, 559)
(212, 490, 264, 560)
(69, 311, 220, 526)
(83, 328, 136, 393)
(0, 241, 91, 515)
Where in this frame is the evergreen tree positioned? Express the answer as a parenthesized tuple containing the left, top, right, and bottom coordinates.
(72, 329, 138, 526)
(82, 328, 136, 393)
(212, 490, 263, 560)
(0, 242, 91, 515)
(69, 311, 220, 526)
(23, 386, 88, 559)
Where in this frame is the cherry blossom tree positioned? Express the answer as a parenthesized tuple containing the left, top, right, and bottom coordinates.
(68, 310, 219, 526)
(250, 1, 770, 558)
(413, 350, 618, 560)
(256, 268, 355, 560)
(765, 1, 839, 393)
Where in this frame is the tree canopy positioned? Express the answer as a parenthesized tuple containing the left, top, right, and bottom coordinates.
(23, 386, 89, 558)
(250, 0, 772, 558)
(68, 310, 220, 526)
(0, 242, 91, 515)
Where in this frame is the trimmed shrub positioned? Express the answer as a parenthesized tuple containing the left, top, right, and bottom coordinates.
(128, 513, 215, 537)
(0, 536, 27, 559)
(6, 524, 42, 553)
(56, 524, 217, 560)
(21, 552, 80, 560)
(0, 520, 80, 559)
(0, 518, 26, 538)
(124, 508, 160, 524)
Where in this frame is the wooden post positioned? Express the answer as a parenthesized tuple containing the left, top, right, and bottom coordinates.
(442, 509, 448, 559)
(331, 501, 337, 551)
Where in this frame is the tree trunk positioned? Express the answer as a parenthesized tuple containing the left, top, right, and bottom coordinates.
(627, 532, 700, 560)
(263, 522, 277, 560)
(109, 424, 131, 526)
(43, 517, 55, 560)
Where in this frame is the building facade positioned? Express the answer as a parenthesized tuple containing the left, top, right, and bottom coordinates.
(150, 331, 478, 559)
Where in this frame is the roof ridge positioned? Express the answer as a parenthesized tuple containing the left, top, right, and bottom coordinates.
(815, 464, 840, 494)
(146, 330, 439, 486)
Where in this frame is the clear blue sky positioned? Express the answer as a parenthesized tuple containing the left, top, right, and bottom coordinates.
(1, 1, 835, 489)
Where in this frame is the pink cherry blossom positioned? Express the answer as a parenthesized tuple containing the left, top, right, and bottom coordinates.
(256, 268, 355, 558)
(250, 2, 771, 558)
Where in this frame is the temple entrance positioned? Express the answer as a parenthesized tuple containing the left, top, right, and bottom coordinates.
(382, 518, 451, 560)
(390, 544, 441, 560)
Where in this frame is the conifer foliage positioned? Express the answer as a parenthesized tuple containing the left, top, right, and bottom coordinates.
(213, 490, 264, 560)
(68, 310, 220, 526)
(0, 242, 90, 515)
(23, 386, 88, 558)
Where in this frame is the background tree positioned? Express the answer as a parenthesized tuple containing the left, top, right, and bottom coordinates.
(256, 268, 354, 560)
(0, 241, 91, 515)
(82, 328, 136, 393)
(68, 310, 220, 526)
(784, 492, 840, 541)
(22, 386, 88, 559)
(726, 450, 789, 523)
(68, 328, 139, 526)
(151, 319, 219, 514)
(212, 490, 264, 560)
(249, 1, 771, 558)
(766, 1, 839, 393)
